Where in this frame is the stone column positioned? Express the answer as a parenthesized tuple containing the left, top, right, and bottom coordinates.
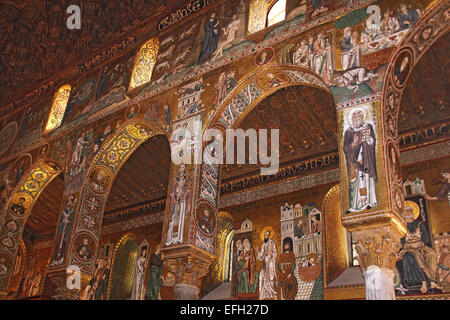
(160, 106, 218, 300)
(44, 269, 81, 300)
(351, 226, 403, 300)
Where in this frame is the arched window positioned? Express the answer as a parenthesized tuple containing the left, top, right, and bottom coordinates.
(129, 38, 159, 90)
(248, 0, 286, 34)
(109, 234, 138, 300)
(44, 84, 71, 133)
(267, 0, 286, 27)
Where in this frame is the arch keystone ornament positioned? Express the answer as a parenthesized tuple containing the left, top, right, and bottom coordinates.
(206, 65, 330, 131)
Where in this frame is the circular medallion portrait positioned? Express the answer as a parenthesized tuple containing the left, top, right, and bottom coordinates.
(0, 253, 13, 278)
(8, 193, 32, 217)
(125, 104, 140, 120)
(256, 70, 290, 90)
(387, 142, 401, 182)
(10, 154, 32, 188)
(255, 47, 274, 66)
(73, 232, 96, 262)
(88, 166, 112, 194)
(0, 121, 18, 157)
(195, 202, 217, 237)
(392, 49, 413, 89)
(39, 144, 49, 159)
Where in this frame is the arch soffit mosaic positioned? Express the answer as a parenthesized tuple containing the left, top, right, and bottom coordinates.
(205, 64, 332, 133)
(0, 160, 62, 290)
(66, 121, 168, 273)
(377, 1, 450, 216)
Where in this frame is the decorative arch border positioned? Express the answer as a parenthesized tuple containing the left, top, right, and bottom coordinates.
(65, 120, 167, 276)
(380, 1, 450, 217)
(205, 64, 331, 131)
(0, 160, 62, 292)
(7, 238, 27, 294)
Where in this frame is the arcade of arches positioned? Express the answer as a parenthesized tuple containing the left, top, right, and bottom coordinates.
(0, 0, 449, 301)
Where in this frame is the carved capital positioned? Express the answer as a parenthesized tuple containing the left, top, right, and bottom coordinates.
(45, 270, 80, 300)
(167, 256, 210, 287)
(161, 245, 214, 299)
(353, 233, 402, 273)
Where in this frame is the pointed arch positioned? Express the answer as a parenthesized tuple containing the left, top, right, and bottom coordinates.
(205, 64, 331, 131)
(322, 185, 348, 286)
(0, 160, 63, 294)
(379, 1, 449, 218)
(322, 184, 365, 299)
(267, 0, 287, 27)
(44, 84, 72, 133)
(129, 38, 160, 90)
(65, 121, 167, 280)
(107, 233, 139, 300)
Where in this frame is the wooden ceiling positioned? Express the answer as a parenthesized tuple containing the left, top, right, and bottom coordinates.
(221, 85, 338, 181)
(26, 172, 64, 235)
(105, 134, 171, 211)
(399, 33, 450, 133)
(0, 0, 189, 104)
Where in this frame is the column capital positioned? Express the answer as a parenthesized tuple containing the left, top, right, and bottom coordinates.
(352, 226, 403, 273)
(161, 245, 215, 299)
(162, 245, 215, 286)
(342, 211, 407, 240)
(45, 269, 81, 300)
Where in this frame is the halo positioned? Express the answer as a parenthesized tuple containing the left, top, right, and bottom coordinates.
(306, 253, 318, 264)
(404, 200, 420, 220)
(260, 226, 275, 241)
(346, 107, 369, 128)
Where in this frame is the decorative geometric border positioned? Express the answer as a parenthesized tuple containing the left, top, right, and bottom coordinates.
(0, 161, 62, 292)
